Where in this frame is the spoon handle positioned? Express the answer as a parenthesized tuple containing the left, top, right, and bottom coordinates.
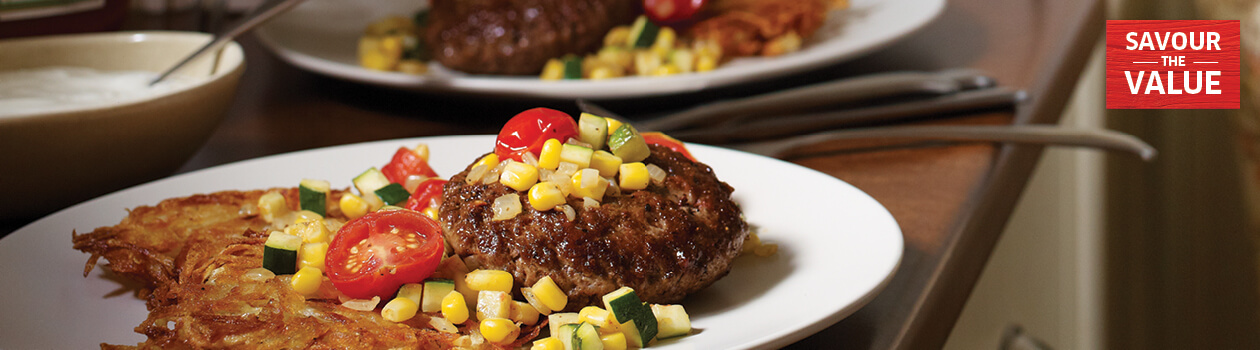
(150, 0, 307, 85)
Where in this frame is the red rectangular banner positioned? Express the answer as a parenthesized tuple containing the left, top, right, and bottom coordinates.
(1106, 20, 1240, 109)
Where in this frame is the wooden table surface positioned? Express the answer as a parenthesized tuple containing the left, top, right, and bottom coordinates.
(1, 0, 1103, 348)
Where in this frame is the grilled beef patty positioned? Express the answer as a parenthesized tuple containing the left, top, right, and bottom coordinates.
(440, 145, 748, 310)
(424, 0, 637, 75)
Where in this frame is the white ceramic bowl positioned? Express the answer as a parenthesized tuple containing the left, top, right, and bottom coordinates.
(0, 31, 245, 220)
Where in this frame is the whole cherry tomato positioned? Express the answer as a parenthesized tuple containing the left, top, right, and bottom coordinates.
(642, 132, 696, 161)
(404, 178, 448, 213)
(381, 147, 439, 185)
(495, 108, 579, 162)
(325, 209, 444, 299)
(644, 0, 707, 23)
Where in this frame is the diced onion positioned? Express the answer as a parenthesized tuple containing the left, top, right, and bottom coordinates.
(341, 296, 381, 311)
(646, 163, 667, 184)
(565, 138, 593, 149)
(404, 175, 429, 193)
(556, 162, 579, 177)
(430, 317, 459, 333)
(243, 267, 275, 282)
(466, 164, 489, 184)
(483, 160, 510, 185)
(548, 173, 574, 196)
(583, 197, 600, 209)
(560, 204, 576, 222)
(521, 152, 540, 167)
(580, 168, 600, 188)
(491, 193, 522, 221)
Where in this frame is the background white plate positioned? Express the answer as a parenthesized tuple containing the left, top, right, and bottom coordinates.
(254, 0, 945, 99)
(0, 135, 902, 349)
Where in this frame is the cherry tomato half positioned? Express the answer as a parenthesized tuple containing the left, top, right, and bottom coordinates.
(404, 178, 448, 213)
(642, 132, 696, 161)
(326, 209, 444, 299)
(644, 0, 707, 23)
(381, 147, 439, 185)
(495, 108, 579, 162)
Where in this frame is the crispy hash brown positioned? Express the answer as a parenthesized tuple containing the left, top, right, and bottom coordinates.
(72, 189, 528, 349)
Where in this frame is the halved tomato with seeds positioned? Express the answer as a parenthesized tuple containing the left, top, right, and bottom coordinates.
(326, 209, 445, 299)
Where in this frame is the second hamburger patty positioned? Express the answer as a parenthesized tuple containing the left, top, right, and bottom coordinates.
(439, 145, 748, 310)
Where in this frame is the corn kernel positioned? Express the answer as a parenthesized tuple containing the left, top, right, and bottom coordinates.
(538, 139, 563, 170)
(696, 53, 719, 72)
(511, 300, 541, 325)
(670, 49, 695, 73)
(397, 283, 424, 305)
(442, 291, 469, 324)
(579, 306, 615, 328)
(339, 193, 369, 220)
(500, 161, 540, 192)
(290, 266, 322, 296)
(474, 153, 500, 170)
(601, 332, 628, 350)
(652, 27, 677, 56)
(605, 118, 624, 136)
(532, 337, 564, 350)
(521, 287, 554, 316)
(597, 46, 634, 70)
(286, 220, 330, 243)
(412, 143, 430, 161)
(477, 290, 512, 320)
(258, 191, 289, 222)
(382, 297, 419, 322)
(571, 168, 609, 201)
(653, 64, 683, 77)
(619, 162, 650, 191)
(589, 150, 623, 178)
(634, 50, 663, 76)
(541, 58, 566, 80)
(589, 66, 619, 80)
(479, 317, 520, 344)
(532, 276, 568, 312)
(604, 26, 631, 47)
(298, 242, 328, 271)
(529, 182, 567, 211)
(466, 269, 514, 292)
(422, 207, 440, 221)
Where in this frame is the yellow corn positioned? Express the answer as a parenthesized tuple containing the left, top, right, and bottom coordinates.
(605, 118, 624, 136)
(465, 269, 514, 292)
(532, 276, 568, 312)
(597, 46, 634, 70)
(578, 306, 615, 328)
(652, 27, 677, 56)
(477, 290, 512, 320)
(653, 64, 683, 77)
(412, 143, 431, 161)
(381, 297, 419, 322)
(696, 53, 720, 72)
(589, 150, 623, 178)
(287, 220, 330, 243)
(442, 291, 469, 324)
(601, 332, 628, 350)
(479, 317, 520, 344)
(521, 287, 553, 315)
(537, 139, 564, 170)
(258, 191, 289, 222)
(589, 66, 620, 80)
(290, 266, 322, 296)
(670, 49, 695, 73)
(511, 301, 541, 325)
(339, 193, 369, 220)
(604, 26, 631, 47)
(422, 206, 440, 221)
(619, 162, 650, 191)
(528, 182, 567, 211)
(531, 337, 564, 350)
(397, 283, 424, 305)
(294, 210, 323, 224)
(571, 168, 609, 201)
(541, 58, 566, 80)
(474, 153, 500, 170)
(297, 242, 328, 271)
(763, 31, 803, 56)
(634, 50, 663, 76)
(500, 161, 540, 192)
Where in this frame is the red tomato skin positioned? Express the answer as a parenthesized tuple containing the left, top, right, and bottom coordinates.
(325, 209, 445, 299)
(644, 0, 707, 23)
(381, 147, 439, 184)
(642, 132, 696, 161)
(404, 178, 448, 213)
(495, 108, 579, 161)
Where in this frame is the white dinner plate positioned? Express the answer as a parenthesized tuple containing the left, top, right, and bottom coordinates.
(254, 0, 945, 99)
(0, 135, 902, 349)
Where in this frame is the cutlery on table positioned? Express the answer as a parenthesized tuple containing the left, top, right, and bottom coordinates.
(151, 0, 308, 85)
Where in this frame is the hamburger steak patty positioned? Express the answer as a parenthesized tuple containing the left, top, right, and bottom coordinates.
(440, 145, 748, 310)
(424, 0, 637, 75)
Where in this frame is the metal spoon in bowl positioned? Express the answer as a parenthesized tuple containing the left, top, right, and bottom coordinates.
(150, 0, 308, 85)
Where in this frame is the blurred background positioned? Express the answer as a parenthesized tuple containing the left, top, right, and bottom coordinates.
(945, 0, 1260, 349)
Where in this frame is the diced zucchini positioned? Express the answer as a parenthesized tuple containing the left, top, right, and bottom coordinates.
(557, 323, 580, 350)
(602, 287, 657, 345)
(549, 312, 581, 338)
(263, 231, 302, 275)
(608, 124, 650, 163)
(559, 144, 594, 169)
(627, 16, 660, 49)
(650, 304, 691, 339)
(353, 167, 391, 209)
(563, 55, 582, 79)
(422, 279, 455, 313)
(298, 179, 330, 217)
(575, 322, 604, 350)
(374, 182, 411, 206)
(620, 320, 645, 348)
(578, 113, 608, 151)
